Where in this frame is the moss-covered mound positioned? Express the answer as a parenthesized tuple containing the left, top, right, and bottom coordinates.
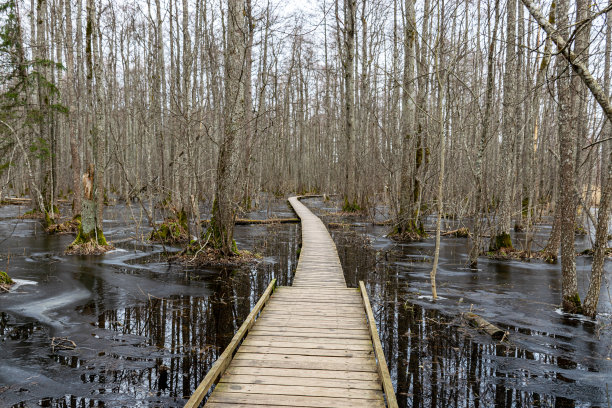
(65, 240, 114, 255)
(342, 199, 362, 213)
(0, 270, 14, 292)
(149, 211, 189, 244)
(489, 232, 513, 252)
(66, 225, 113, 255)
(389, 221, 427, 242)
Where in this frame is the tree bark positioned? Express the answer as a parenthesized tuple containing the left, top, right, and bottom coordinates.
(583, 0, 612, 318)
(64, 0, 82, 217)
(209, 0, 245, 255)
(491, 0, 516, 251)
(397, 0, 418, 236)
(469, 0, 500, 267)
(342, 0, 357, 210)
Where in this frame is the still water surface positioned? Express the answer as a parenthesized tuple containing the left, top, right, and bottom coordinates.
(0, 197, 610, 407)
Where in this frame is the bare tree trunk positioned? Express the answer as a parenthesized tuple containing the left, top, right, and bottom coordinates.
(556, 0, 580, 313)
(583, 0, 612, 318)
(469, 0, 500, 268)
(342, 0, 357, 210)
(92, 0, 105, 235)
(64, 0, 81, 217)
(242, 0, 255, 208)
(583, 147, 611, 317)
(430, 8, 446, 300)
(491, 0, 516, 251)
(397, 0, 418, 236)
(209, 0, 245, 255)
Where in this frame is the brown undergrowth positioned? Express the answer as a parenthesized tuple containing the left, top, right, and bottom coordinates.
(17, 209, 44, 219)
(170, 243, 261, 267)
(46, 218, 80, 234)
(486, 248, 557, 263)
(321, 209, 367, 218)
(65, 241, 114, 255)
(579, 247, 612, 257)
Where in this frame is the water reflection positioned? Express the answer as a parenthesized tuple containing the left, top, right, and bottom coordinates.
(330, 224, 611, 408)
(0, 199, 610, 407)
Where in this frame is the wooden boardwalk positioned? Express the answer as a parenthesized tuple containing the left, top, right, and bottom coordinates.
(186, 196, 396, 408)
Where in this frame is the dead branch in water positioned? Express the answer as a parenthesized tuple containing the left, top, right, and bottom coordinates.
(463, 312, 508, 340)
(51, 337, 77, 352)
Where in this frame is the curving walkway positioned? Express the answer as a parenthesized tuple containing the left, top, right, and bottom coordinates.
(198, 196, 392, 407)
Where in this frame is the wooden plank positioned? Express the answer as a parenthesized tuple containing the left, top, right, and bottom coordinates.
(254, 317, 367, 326)
(206, 392, 385, 407)
(218, 374, 382, 390)
(359, 281, 398, 408)
(274, 287, 359, 293)
(184, 279, 277, 408)
(213, 382, 383, 400)
(233, 352, 376, 365)
(248, 328, 371, 339)
(242, 339, 372, 350)
(223, 366, 380, 381)
(237, 345, 374, 358)
(261, 309, 365, 317)
(243, 335, 372, 346)
(229, 358, 377, 372)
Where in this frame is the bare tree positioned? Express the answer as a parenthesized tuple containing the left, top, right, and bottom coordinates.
(207, 0, 246, 255)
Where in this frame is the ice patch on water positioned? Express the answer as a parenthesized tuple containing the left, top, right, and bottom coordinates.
(554, 308, 595, 322)
(10, 279, 37, 291)
(418, 295, 447, 301)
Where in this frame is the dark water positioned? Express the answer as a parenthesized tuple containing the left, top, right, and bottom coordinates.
(0, 197, 610, 407)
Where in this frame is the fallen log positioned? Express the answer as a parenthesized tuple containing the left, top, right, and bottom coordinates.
(201, 218, 299, 225)
(463, 312, 507, 340)
(1, 197, 70, 205)
(441, 227, 470, 237)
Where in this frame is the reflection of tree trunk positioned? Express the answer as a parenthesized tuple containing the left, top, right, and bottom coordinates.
(181, 295, 191, 398)
(494, 344, 508, 407)
(429, 311, 439, 407)
(468, 343, 481, 408)
(396, 284, 408, 407)
(408, 307, 422, 408)
(211, 274, 236, 352)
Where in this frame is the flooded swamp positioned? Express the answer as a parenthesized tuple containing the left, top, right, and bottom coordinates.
(0, 196, 610, 407)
